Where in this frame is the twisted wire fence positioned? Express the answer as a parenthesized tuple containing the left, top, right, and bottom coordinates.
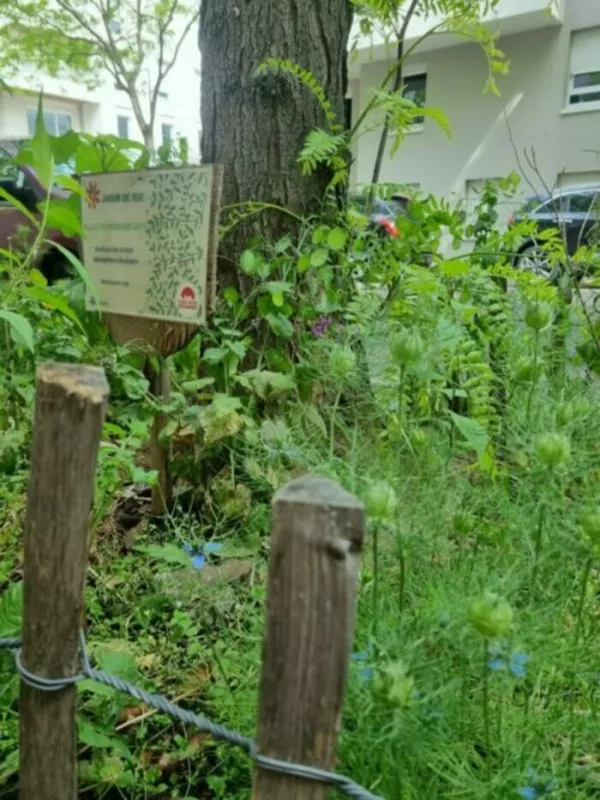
(0, 633, 383, 800)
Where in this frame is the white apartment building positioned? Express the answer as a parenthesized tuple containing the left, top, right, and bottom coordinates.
(349, 0, 600, 223)
(0, 19, 201, 161)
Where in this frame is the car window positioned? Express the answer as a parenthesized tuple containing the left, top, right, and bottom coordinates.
(388, 197, 410, 216)
(568, 192, 598, 214)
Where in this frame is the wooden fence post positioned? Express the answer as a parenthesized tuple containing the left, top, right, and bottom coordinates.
(19, 363, 109, 800)
(253, 475, 365, 799)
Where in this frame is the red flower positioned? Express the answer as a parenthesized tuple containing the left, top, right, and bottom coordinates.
(86, 181, 102, 209)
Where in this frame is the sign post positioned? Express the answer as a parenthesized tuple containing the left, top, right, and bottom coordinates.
(80, 164, 223, 513)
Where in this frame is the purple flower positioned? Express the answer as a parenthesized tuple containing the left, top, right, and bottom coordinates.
(311, 316, 332, 338)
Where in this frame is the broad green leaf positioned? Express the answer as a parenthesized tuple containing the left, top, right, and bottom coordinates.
(25, 286, 85, 333)
(223, 287, 239, 305)
(310, 248, 328, 268)
(441, 259, 469, 278)
(449, 412, 489, 457)
(0, 310, 35, 352)
(135, 543, 190, 568)
(266, 313, 294, 339)
(181, 378, 215, 393)
(297, 254, 311, 273)
(53, 174, 86, 196)
(42, 203, 82, 237)
(78, 719, 129, 754)
(28, 269, 47, 288)
(226, 340, 247, 360)
(240, 249, 257, 275)
(327, 227, 348, 251)
(202, 346, 228, 364)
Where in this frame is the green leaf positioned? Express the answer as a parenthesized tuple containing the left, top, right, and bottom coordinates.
(135, 543, 190, 568)
(441, 259, 469, 278)
(297, 254, 311, 273)
(266, 314, 294, 339)
(202, 347, 228, 364)
(181, 378, 215, 393)
(42, 203, 82, 237)
(25, 286, 85, 333)
(448, 412, 489, 457)
(327, 227, 348, 251)
(0, 310, 35, 352)
(226, 340, 247, 360)
(240, 249, 257, 275)
(28, 269, 47, 288)
(78, 719, 129, 754)
(310, 248, 328, 268)
(0, 187, 39, 227)
(47, 241, 98, 305)
(223, 287, 240, 305)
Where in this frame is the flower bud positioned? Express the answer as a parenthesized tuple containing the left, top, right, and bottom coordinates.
(581, 510, 600, 547)
(525, 302, 552, 331)
(515, 357, 537, 382)
(534, 432, 570, 469)
(469, 590, 513, 639)
(411, 427, 427, 447)
(374, 661, 416, 709)
(390, 328, 424, 366)
(329, 346, 356, 382)
(365, 481, 397, 522)
(555, 401, 574, 429)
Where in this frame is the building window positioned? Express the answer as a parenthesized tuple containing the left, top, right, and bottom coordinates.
(567, 28, 600, 108)
(403, 73, 427, 126)
(117, 115, 129, 139)
(161, 123, 173, 146)
(27, 109, 72, 136)
(158, 90, 168, 99)
(344, 97, 353, 130)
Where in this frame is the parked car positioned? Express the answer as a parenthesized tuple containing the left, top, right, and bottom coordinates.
(348, 191, 410, 238)
(509, 183, 600, 280)
(0, 138, 80, 282)
(348, 190, 434, 266)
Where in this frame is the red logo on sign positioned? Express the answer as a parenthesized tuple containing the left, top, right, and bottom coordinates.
(177, 284, 199, 314)
(86, 181, 102, 209)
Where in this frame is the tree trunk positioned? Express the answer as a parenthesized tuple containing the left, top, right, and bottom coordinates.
(199, 0, 353, 288)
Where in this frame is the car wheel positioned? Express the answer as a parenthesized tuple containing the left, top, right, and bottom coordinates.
(516, 243, 558, 282)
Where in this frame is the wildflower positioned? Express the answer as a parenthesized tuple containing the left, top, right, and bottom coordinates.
(311, 316, 332, 338)
(488, 650, 530, 679)
(517, 767, 556, 798)
(182, 541, 223, 570)
(351, 651, 374, 682)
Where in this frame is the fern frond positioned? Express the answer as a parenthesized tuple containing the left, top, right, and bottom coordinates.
(298, 129, 349, 176)
(256, 59, 342, 132)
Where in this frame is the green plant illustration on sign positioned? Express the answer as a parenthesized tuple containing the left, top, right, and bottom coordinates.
(143, 167, 211, 321)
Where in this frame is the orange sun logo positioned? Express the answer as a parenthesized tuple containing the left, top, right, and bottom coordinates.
(86, 181, 102, 209)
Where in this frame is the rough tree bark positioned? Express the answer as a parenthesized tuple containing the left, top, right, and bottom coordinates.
(199, 0, 353, 287)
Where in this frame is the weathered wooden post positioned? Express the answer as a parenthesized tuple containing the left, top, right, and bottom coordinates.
(19, 363, 109, 800)
(253, 475, 365, 799)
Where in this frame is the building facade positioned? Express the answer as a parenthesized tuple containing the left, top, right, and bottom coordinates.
(0, 20, 201, 161)
(349, 0, 600, 224)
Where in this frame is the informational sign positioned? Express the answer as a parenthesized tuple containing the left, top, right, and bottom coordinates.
(81, 166, 215, 325)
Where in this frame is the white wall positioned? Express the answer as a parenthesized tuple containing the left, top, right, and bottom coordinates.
(351, 0, 600, 212)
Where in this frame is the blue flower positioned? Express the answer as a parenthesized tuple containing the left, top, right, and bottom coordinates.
(517, 768, 556, 798)
(509, 652, 530, 678)
(488, 649, 530, 679)
(182, 541, 224, 570)
(352, 651, 374, 683)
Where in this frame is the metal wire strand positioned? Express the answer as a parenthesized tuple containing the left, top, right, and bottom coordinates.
(0, 634, 383, 800)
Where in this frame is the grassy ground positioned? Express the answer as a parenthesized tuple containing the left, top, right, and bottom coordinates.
(1, 290, 599, 800)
